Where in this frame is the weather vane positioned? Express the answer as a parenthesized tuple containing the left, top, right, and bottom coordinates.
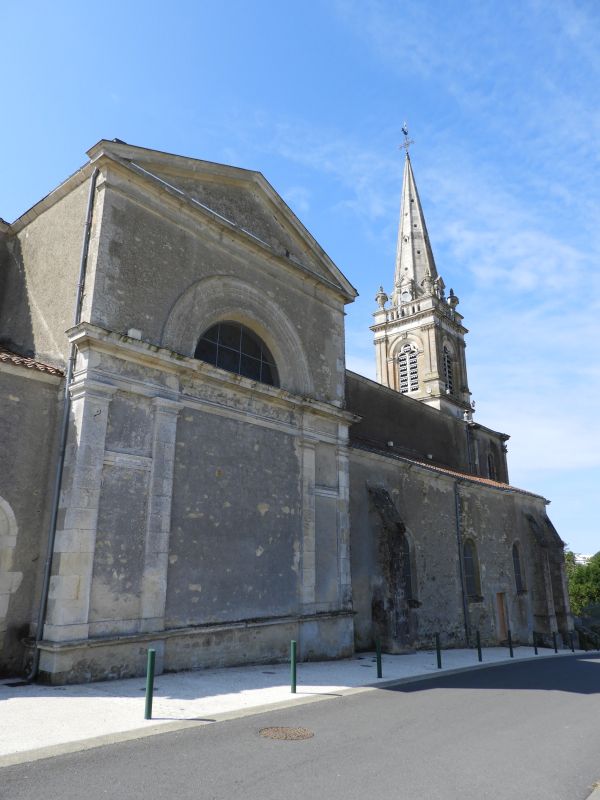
(399, 122, 414, 154)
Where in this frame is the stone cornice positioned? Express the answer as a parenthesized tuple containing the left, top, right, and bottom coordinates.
(370, 307, 468, 337)
(91, 149, 356, 305)
(86, 139, 358, 300)
(68, 323, 360, 427)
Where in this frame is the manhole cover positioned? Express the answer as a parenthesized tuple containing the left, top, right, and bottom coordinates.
(259, 727, 314, 741)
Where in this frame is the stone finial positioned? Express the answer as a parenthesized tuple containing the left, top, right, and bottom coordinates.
(375, 286, 389, 309)
(434, 276, 445, 300)
(447, 288, 459, 309)
(421, 268, 434, 296)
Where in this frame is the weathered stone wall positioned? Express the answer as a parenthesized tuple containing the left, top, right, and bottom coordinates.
(349, 445, 565, 653)
(36, 318, 354, 682)
(86, 170, 347, 405)
(346, 371, 508, 479)
(0, 180, 92, 365)
(0, 368, 60, 674)
(166, 408, 302, 626)
(350, 447, 466, 651)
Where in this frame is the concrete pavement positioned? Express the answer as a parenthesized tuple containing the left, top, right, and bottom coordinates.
(0, 645, 585, 767)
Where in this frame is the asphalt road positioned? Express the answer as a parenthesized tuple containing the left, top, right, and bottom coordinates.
(2, 654, 599, 800)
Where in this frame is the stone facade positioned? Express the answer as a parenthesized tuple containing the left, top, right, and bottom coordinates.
(0, 140, 571, 683)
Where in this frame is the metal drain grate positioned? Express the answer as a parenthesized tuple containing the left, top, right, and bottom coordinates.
(259, 727, 314, 741)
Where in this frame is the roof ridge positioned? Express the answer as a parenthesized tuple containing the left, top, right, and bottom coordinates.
(350, 440, 546, 501)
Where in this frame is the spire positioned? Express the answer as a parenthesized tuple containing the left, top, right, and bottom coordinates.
(371, 131, 472, 418)
(392, 154, 439, 305)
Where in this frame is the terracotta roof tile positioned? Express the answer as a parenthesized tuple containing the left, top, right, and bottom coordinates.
(0, 348, 64, 377)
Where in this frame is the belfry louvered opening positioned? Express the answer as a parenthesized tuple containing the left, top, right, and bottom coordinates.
(398, 343, 419, 393)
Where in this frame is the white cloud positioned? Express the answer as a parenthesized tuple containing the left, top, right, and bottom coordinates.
(282, 185, 311, 215)
(264, 121, 402, 226)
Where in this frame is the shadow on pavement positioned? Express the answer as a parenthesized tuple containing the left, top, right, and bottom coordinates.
(384, 653, 600, 695)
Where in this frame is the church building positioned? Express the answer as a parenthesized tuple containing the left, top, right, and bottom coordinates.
(0, 139, 571, 683)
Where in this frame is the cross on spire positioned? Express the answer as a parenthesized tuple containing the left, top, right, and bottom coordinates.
(399, 122, 414, 155)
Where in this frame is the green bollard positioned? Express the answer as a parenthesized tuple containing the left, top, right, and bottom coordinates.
(376, 638, 382, 679)
(476, 630, 482, 662)
(533, 631, 538, 655)
(553, 631, 558, 653)
(508, 629, 514, 658)
(290, 640, 297, 694)
(144, 648, 155, 720)
(569, 631, 575, 652)
(435, 633, 442, 669)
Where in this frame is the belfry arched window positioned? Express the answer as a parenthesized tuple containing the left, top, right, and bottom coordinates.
(512, 543, 525, 593)
(443, 346, 454, 395)
(195, 322, 279, 387)
(463, 539, 481, 600)
(398, 343, 419, 393)
(487, 452, 497, 481)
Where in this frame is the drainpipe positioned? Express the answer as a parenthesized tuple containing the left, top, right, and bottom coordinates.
(26, 167, 100, 681)
(454, 480, 470, 646)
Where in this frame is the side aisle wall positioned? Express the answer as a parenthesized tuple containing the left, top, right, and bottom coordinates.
(349, 446, 570, 653)
(0, 368, 61, 674)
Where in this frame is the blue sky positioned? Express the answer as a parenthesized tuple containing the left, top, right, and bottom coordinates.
(2, 0, 599, 554)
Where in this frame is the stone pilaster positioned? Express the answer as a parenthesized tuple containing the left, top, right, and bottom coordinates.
(300, 438, 316, 611)
(45, 381, 116, 642)
(139, 397, 183, 633)
(336, 434, 352, 610)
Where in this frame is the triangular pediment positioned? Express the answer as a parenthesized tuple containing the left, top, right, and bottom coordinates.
(87, 140, 357, 302)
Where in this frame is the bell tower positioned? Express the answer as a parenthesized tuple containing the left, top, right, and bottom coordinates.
(372, 133, 472, 418)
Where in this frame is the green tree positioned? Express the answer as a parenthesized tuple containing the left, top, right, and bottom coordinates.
(566, 551, 600, 616)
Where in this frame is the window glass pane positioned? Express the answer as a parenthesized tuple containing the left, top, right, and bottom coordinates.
(219, 324, 242, 349)
(240, 354, 262, 381)
(194, 338, 218, 365)
(202, 325, 219, 343)
(260, 361, 275, 385)
(241, 329, 263, 359)
(217, 346, 240, 373)
(195, 322, 279, 387)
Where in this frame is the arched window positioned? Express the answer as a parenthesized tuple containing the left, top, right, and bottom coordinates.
(194, 322, 279, 387)
(512, 543, 525, 593)
(398, 343, 419, 393)
(443, 346, 454, 394)
(463, 539, 481, 600)
(487, 452, 497, 481)
(401, 535, 414, 601)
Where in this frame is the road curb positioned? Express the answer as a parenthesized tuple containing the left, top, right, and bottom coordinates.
(0, 650, 590, 768)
